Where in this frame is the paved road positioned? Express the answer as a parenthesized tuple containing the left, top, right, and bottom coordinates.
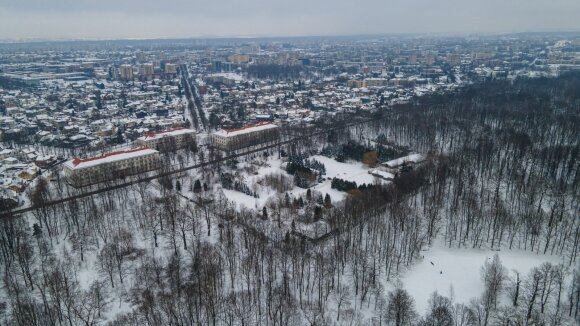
(180, 64, 208, 130)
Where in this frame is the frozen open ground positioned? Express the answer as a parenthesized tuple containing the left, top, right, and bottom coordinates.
(221, 154, 387, 209)
(311, 155, 377, 185)
(401, 241, 567, 314)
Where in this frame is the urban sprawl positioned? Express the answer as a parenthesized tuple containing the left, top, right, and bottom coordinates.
(1, 34, 579, 209)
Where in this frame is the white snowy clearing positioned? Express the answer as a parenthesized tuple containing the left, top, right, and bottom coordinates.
(401, 241, 566, 314)
(220, 154, 388, 209)
(221, 188, 259, 209)
(311, 155, 377, 185)
(295, 155, 382, 203)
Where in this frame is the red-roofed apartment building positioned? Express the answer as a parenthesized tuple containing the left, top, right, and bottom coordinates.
(63, 147, 160, 187)
(211, 122, 279, 151)
(135, 128, 196, 152)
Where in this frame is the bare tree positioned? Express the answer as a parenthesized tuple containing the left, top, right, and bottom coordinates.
(72, 280, 109, 325)
(387, 287, 417, 326)
(480, 253, 506, 324)
(98, 243, 117, 288)
(422, 292, 453, 326)
(333, 284, 352, 322)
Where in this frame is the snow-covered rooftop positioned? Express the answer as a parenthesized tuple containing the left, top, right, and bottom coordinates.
(368, 169, 395, 180)
(64, 147, 158, 170)
(137, 128, 195, 141)
(214, 122, 278, 138)
(382, 153, 425, 167)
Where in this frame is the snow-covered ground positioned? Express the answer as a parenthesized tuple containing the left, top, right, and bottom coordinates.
(311, 155, 377, 185)
(305, 180, 347, 202)
(401, 241, 566, 314)
(219, 154, 387, 209)
(303, 155, 388, 202)
(221, 188, 260, 209)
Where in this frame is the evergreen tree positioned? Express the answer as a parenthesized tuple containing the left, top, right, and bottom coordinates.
(32, 223, 42, 238)
(120, 90, 128, 107)
(314, 206, 322, 220)
(94, 90, 103, 110)
(116, 128, 124, 144)
(193, 179, 202, 193)
(324, 193, 332, 208)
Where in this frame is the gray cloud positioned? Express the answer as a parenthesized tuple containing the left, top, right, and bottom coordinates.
(0, 0, 578, 40)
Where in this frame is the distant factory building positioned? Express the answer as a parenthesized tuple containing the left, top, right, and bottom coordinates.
(135, 128, 196, 152)
(211, 122, 279, 151)
(63, 147, 160, 187)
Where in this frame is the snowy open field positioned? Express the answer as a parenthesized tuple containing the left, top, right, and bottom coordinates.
(310, 155, 377, 185)
(221, 188, 260, 209)
(401, 241, 567, 314)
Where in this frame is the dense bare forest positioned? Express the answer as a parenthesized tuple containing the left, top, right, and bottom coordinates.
(0, 73, 579, 325)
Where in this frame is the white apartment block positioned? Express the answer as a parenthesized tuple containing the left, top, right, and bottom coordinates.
(135, 128, 196, 152)
(63, 147, 160, 187)
(211, 122, 279, 151)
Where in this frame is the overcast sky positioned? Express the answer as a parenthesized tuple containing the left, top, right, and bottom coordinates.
(0, 0, 579, 40)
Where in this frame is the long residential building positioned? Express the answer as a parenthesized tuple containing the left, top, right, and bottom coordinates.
(135, 128, 196, 152)
(211, 122, 279, 151)
(63, 147, 160, 187)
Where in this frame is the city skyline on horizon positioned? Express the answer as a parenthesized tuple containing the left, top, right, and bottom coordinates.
(0, 0, 579, 41)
